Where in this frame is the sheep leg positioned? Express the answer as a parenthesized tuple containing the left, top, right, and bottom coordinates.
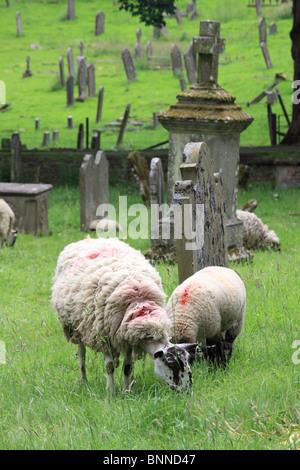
(123, 350, 135, 393)
(104, 354, 116, 394)
(78, 342, 87, 382)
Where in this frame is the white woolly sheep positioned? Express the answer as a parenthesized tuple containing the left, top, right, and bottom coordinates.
(236, 209, 280, 251)
(52, 237, 197, 394)
(0, 199, 17, 248)
(166, 266, 246, 367)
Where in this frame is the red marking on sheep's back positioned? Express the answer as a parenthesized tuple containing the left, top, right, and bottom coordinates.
(68, 247, 126, 274)
(131, 303, 163, 321)
(179, 285, 192, 306)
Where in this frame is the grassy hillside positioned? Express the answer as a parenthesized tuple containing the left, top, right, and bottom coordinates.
(0, 0, 294, 150)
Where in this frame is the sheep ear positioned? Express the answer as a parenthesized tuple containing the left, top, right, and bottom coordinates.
(154, 350, 164, 360)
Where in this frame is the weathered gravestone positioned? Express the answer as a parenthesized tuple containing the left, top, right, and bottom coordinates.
(146, 40, 153, 57)
(11, 132, 21, 182)
(158, 20, 253, 254)
(87, 63, 96, 97)
(95, 11, 105, 36)
(68, 0, 75, 20)
(96, 86, 104, 122)
(77, 123, 84, 150)
(66, 75, 74, 107)
(80, 151, 109, 231)
(269, 22, 277, 35)
(174, 142, 228, 284)
(16, 11, 22, 36)
(42, 131, 50, 147)
(255, 0, 262, 17)
(77, 57, 86, 100)
(0, 183, 53, 236)
(67, 47, 75, 78)
(135, 27, 142, 57)
(149, 157, 165, 246)
(171, 44, 183, 76)
(183, 52, 196, 84)
(122, 48, 136, 83)
(258, 17, 272, 68)
(59, 56, 65, 86)
(117, 103, 131, 146)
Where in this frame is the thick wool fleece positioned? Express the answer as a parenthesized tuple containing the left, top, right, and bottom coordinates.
(166, 266, 246, 344)
(236, 209, 279, 250)
(52, 237, 171, 357)
(0, 199, 15, 246)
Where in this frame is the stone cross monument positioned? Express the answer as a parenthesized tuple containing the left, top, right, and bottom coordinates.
(158, 20, 253, 252)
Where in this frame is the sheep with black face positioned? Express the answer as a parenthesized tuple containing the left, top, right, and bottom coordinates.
(52, 237, 197, 393)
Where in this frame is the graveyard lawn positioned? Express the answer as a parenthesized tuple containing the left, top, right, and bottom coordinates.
(0, 182, 299, 450)
(0, 0, 294, 150)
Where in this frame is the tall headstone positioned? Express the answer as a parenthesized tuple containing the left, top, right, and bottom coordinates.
(174, 142, 228, 284)
(96, 86, 104, 122)
(170, 44, 183, 77)
(77, 57, 86, 100)
(258, 17, 267, 44)
(66, 75, 74, 107)
(77, 123, 84, 150)
(80, 151, 109, 231)
(68, 0, 75, 20)
(135, 26, 142, 57)
(59, 56, 65, 86)
(158, 20, 253, 254)
(255, 0, 262, 17)
(16, 11, 22, 37)
(95, 11, 105, 36)
(117, 103, 131, 146)
(87, 63, 96, 97)
(146, 40, 153, 57)
(150, 157, 164, 209)
(11, 132, 21, 182)
(121, 48, 136, 83)
(183, 52, 196, 84)
(67, 47, 75, 78)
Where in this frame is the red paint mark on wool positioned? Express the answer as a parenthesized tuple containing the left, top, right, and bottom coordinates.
(131, 303, 162, 321)
(179, 285, 192, 306)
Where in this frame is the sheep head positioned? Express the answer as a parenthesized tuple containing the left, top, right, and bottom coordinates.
(153, 343, 198, 393)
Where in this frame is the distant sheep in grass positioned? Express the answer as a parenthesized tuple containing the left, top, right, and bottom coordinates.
(52, 237, 198, 394)
(0, 199, 17, 248)
(236, 209, 280, 251)
(166, 266, 246, 367)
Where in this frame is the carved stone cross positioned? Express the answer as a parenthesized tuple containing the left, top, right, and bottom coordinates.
(193, 20, 224, 84)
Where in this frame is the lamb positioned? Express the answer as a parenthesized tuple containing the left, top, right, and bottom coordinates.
(236, 209, 280, 251)
(52, 237, 197, 394)
(0, 199, 17, 248)
(166, 266, 246, 367)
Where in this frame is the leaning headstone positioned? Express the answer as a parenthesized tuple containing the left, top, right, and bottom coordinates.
(11, 132, 21, 182)
(260, 42, 273, 69)
(59, 56, 65, 86)
(117, 103, 131, 147)
(121, 48, 136, 83)
(68, 0, 75, 20)
(269, 22, 277, 35)
(183, 52, 196, 84)
(67, 47, 75, 78)
(80, 151, 109, 231)
(16, 11, 22, 36)
(77, 57, 86, 100)
(170, 44, 183, 77)
(174, 5, 182, 24)
(95, 11, 105, 36)
(66, 75, 74, 107)
(258, 17, 267, 45)
(96, 86, 104, 122)
(174, 142, 228, 284)
(87, 63, 96, 97)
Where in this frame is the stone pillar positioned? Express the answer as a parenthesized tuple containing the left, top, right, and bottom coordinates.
(158, 20, 253, 252)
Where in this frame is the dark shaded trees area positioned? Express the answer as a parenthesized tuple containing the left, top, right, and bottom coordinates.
(118, 0, 176, 27)
(281, 0, 300, 144)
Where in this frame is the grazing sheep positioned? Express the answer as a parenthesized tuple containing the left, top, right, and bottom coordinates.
(52, 237, 197, 393)
(0, 199, 17, 248)
(236, 209, 280, 251)
(166, 266, 246, 367)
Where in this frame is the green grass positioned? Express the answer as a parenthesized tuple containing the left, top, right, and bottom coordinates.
(0, 0, 294, 149)
(0, 182, 299, 450)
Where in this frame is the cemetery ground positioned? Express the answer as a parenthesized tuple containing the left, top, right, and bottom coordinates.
(0, 0, 295, 150)
(0, 181, 299, 450)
